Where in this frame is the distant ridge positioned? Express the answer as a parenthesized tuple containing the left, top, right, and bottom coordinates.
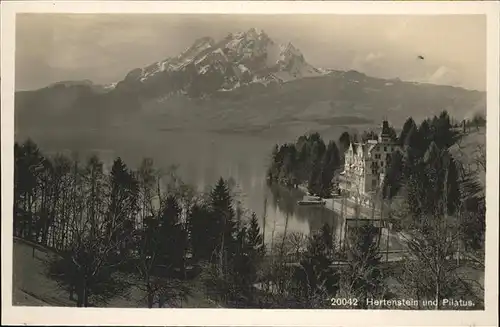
(15, 28, 486, 134)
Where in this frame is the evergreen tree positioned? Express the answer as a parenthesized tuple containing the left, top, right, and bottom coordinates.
(247, 213, 265, 254)
(189, 202, 216, 261)
(339, 131, 351, 153)
(230, 214, 265, 306)
(210, 178, 237, 273)
(108, 157, 138, 254)
(432, 111, 462, 149)
(267, 145, 280, 181)
(158, 194, 187, 277)
(382, 150, 405, 200)
(281, 145, 298, 187)
(416, 118, 432, 152)
(296, 138, 311, 183)
(317, 141, 341, 197)
(403, 124, 422, 164)
(307, 139, 326, 195)
(399, 117, 417, 146)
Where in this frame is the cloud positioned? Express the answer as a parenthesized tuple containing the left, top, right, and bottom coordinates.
(365, 52, 385, 63)
(351, 51, 387, 75)
(425, 66, 461, 86)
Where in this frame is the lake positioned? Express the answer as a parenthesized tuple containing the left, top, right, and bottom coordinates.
(16, 125, 343, 244)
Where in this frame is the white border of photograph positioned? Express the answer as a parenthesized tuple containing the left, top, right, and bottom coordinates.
(1, 1, 499, 326)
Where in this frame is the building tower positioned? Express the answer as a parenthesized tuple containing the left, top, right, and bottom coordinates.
(378, 119, 392, 143)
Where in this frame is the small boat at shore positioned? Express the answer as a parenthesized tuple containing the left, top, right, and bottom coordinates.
(297, 195, 326, 206)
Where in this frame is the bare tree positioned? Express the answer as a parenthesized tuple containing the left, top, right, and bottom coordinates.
(340, 224, 386, 309)
(137, 158, 157, 230)
(285, 232, 308, 260)
(133, 216, 164, 308)
(47, 155, 133, 307)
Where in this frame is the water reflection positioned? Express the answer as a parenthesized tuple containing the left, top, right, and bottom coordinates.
(264, 184, 339, 244)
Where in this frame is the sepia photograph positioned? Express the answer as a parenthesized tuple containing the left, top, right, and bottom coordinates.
(1, 1, 499, 326)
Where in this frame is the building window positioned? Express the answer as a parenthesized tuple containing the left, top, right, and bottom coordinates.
(384, 146, 387, 152)
(372, 168, 377, 175)
(372, 179, 377, 188)
(381, 161, 384, 167)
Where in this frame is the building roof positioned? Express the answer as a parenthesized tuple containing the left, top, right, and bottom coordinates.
(349, 141, 379, 158)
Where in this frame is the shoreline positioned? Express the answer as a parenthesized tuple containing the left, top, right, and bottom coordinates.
(296, 184, 379, 219)
(296, 184, 406, 251)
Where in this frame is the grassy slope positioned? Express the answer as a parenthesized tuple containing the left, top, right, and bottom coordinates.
(13, 238, 74, 306)
(12, 238, 217, 308)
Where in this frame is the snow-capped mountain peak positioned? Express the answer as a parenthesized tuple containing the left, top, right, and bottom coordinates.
(117, 28, 325, 97)
(180, 36, 216, 61)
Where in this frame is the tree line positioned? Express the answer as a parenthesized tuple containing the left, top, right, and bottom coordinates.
(266, 133, 342, 197)
(381, 111, 485, 309)
(460, 112, 486, 132)
(266, 124, 398, 198)
(13, 140, 267, 307)
(13, 109, 485, 309)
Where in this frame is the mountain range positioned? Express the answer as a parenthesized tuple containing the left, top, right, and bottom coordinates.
(15, 28, 486, 136)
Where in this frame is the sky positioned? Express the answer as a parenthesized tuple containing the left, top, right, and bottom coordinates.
(15, 14, 486, 91)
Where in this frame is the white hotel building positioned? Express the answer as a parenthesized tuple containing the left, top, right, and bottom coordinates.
(339, 121, 400, 205)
